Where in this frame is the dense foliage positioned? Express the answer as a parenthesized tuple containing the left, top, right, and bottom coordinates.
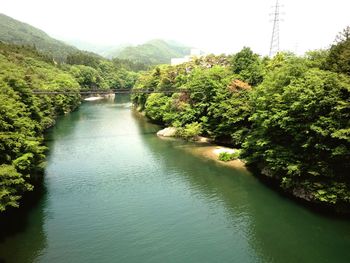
(0, 43, 81, 211)
(241, 55, 350, 205)
(0, 42, 139, 212)
(132, 53, 252, 146)
(66, 51, 139, 89)
(133, 29, 350, 211)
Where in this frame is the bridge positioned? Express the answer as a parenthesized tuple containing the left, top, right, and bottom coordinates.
(31, 89, 190, 95)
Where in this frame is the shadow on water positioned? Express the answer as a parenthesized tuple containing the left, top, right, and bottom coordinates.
(0, 95, 132, 263)
(0, 179, 47, 263)
(0, 179, 46, 236)
(114, 93, 131, 104)
(0, 99, 91, 262)
(130, 102, 350, 263)
(246, 166, 350, 219)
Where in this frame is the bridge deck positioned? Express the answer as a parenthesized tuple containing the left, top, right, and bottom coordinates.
(31, 89, 189, 95)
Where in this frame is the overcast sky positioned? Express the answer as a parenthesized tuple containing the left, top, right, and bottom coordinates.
(2, 0, 349, 55)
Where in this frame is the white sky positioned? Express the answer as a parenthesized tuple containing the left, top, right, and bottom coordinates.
(1, 0, 350, 55)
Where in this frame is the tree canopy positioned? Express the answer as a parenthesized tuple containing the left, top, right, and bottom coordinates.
(133, 28, 350, 211)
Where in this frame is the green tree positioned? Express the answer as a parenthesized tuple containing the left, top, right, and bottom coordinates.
(69, 65, 107, 89)
(208, 79, 252, 145)
(66, 51, 101, 68)
(176, 122, 202, 140)
(326, 26, 350, 75)
(230, 47, 264, 85)
(0, 164, 33, 211)
(241, 59, 350, 204)
(144, 93, 171, 123)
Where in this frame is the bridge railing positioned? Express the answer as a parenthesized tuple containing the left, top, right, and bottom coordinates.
(31, 89, 190, 95)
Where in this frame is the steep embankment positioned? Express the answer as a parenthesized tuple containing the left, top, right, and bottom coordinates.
(0, 43, 81, 212)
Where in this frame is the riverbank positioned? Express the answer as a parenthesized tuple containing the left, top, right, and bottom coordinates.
(184, 145, 247, 170)
(134, 109, 350, 215)
(156, 127, 246, 170)
(155, 126, 350, 215)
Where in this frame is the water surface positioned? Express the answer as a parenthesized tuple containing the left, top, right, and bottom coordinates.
(1, 96, 350, 263)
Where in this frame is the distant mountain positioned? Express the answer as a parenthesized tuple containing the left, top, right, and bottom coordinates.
(101, 44, 128, 59)
(109, 39, 192, 65)
(63, 39, 130, 58)
(0, 13, 78, 62)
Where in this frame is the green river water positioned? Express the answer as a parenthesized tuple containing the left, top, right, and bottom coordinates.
(1, 96, 350, 263)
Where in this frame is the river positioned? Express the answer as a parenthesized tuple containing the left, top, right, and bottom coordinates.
(1, 96, 350, 263)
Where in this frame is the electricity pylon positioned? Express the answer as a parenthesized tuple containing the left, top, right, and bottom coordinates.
(269, 0, 282, 57)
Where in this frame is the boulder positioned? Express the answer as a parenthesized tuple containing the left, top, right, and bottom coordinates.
(157, 127, 177, 137)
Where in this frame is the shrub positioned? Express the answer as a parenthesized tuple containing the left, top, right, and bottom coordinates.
(176, 122, 202, 140)
(218, 151, 240, 162)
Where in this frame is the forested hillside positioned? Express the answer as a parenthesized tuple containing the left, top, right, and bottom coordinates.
(65, 51, 139, 89)
(0, 13, 79, 62)
(109, 39, 191, 66)
(0, 43, 81, 211)
(0, 41, 140, 212)
(132, 28, 350, 212)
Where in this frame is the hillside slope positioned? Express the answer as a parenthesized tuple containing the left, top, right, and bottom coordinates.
(0, 13, 78, 62)
(0, 42, 82, 211)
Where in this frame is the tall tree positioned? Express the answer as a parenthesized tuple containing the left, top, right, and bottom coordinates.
(326, 26, 350, 75)
(230, 47, 263, 86)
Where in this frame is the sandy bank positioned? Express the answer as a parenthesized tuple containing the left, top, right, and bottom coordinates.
(184, 145, 246, 170)
(156, 134, 246, 171)
(156, 126, 246, 170)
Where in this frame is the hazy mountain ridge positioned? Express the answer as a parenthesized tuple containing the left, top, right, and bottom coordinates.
(67, 38, 192, 66)
(0, 13, 78, 62)
(112, 39, 191, 65)
(63, 39, 130, 58)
